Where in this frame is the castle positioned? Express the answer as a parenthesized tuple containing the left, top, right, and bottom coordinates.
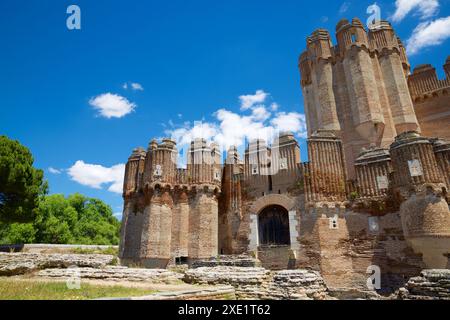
(119, 18, 450, 291)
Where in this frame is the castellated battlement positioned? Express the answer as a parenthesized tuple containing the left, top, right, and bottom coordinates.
(119, 17, 449, 285)
(408, 59, 450, 99)
(407, 57, 450, 142)
(299, 17, 420, 179)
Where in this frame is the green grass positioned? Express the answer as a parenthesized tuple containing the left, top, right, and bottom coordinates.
(0, 279, 157, 300)
(71, 246, 118, 256)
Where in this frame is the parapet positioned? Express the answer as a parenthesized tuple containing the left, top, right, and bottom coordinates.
(408, 59, 450, 99)
(335, 17, 369, 55)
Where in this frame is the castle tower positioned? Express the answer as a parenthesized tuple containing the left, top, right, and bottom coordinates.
(354, 146, 392, 199)
(119, 147, 147, 262)
(299, 18, 422, 178)
(219, 146, 243, 254)
(305, 130, 347, 203)
(244, 139, 271, 197)
(369, 21, 419, 134)
(301, 30, 341, 133)
(390, 131, 450, 268)
(143, 138, 178, 185)
(187, 139, 222, 186)
(123, 147, 147, 196)
(271, 132, 302, 194)
(185, 139, 221, 261)
(335, 18, 385, 143)
(139, 139, 178, 268)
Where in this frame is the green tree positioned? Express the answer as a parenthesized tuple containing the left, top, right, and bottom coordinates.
(34, 194, 120, 245)
(0, 136, 47, 222)
(0, 222, 36, 244)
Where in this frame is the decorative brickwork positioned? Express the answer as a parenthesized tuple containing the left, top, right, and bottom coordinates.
(120, 16, 450, 292)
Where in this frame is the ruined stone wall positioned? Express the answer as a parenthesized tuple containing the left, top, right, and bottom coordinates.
(297, 208, 424, 292)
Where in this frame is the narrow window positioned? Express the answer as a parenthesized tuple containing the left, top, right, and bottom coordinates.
(351, 33, 357, 43)
(329, 214, 339, 230)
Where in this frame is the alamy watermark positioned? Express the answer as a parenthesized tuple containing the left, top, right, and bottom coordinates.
(65, 265, 81, 290)
(367, 3, 381, 29)
(366, 265, 381, 290)
(66, 5, 81, 30)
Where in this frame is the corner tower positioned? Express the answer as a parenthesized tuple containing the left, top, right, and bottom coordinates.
(299, 18, 421, 178)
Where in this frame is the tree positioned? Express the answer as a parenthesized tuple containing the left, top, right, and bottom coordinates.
(33, 194, 120, 245)
(0, 136, 47, 222)
(0, 194, 121, 245)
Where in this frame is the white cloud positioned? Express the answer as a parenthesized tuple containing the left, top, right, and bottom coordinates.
(270, 103, 279, 112)
(391, 0, 439, 22)
(271, 112, 308, 138)
(339, 2, 350, 14)
(89, 93, 136, 119)
(251, 105, 271, 121)
(406, 16, 450, 55)
(123, 82, 144, 91)
(131, 83, 144, 91)
(239, 90, 269, 110)
(48, 167, 62, 175)
(165, 90, 308, 158)
(68, 161, 125, 194)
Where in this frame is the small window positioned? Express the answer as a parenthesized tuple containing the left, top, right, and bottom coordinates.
(329, 214, 339, 230)
(154, 165, 163, 177)
(252, 164, 259, 175)
(351, 33, 357, 43)
(368, 217, 380, 233)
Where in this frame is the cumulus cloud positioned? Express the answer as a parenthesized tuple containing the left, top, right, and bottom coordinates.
(165, 90, 307, 159)
(48, 167, 62, 175)
(406, 16, 450, 55)
(239, 90, 269, 110)
(89, 93, 136, 118)
(391, 0, 439, 22)
(271, 112, 308, 138)
(68, 161, 125, 194)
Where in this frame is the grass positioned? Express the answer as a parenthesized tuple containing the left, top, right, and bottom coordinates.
(70, 246, 119, 256)
(0, 279, 157, 300)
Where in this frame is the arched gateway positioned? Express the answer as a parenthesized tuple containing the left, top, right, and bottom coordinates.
(258, 205, 291, 246)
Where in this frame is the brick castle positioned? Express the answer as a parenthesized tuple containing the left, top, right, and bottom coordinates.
(119, 18, 450, 291)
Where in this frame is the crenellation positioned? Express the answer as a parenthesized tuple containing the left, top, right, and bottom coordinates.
(119, 16, 450, 292)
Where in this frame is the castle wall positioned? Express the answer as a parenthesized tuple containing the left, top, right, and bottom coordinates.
(189, 191, 219, 260)
(408, 60, 450, 142)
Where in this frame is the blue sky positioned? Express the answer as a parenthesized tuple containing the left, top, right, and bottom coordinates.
(1, 0, 449, 219)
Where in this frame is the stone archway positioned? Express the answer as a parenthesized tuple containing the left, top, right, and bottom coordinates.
(250, 194, 296, 214)
(247, 194, 300, 270)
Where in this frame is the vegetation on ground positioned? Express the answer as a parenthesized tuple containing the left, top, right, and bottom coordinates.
(0, 279, 157, 300)
(0, 135, 121, 246)
(0, 136, 47, 223)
